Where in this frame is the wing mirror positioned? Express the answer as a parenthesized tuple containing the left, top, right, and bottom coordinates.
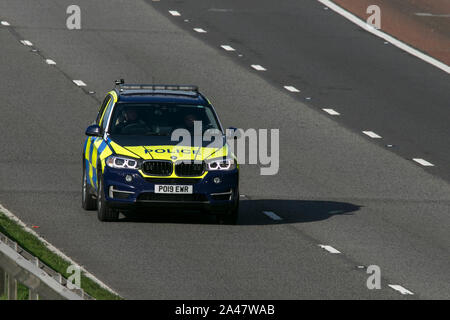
(85, 124, 102, 137)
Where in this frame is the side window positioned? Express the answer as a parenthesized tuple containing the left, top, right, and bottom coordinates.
(101, 98, 115, 132)
(96, 95, 111, 125)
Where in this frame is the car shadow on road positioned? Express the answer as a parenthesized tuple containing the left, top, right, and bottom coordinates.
(118, 199, 361, 225)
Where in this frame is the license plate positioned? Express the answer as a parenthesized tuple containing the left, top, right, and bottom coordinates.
(154, 185, 193, 194)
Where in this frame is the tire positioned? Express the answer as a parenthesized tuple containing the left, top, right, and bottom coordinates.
(217, 190, 239, 225)
(82, 164, 97, 210)
(97, 175, 119, 222)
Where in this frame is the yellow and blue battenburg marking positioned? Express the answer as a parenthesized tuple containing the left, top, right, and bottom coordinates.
(84, 91, 118, 189)
(84, 136, 113, 190)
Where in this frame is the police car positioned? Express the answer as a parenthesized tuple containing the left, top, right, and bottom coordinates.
(82, 80, 239, 223)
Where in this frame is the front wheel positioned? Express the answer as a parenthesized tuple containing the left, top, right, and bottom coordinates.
(97, 176, 119, 222)
(82, 165, 96, 210)
(218, 204, 239, 225)
(217, 191, 239, 225)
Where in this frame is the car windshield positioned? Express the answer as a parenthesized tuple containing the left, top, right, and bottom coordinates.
(108, 103, 221, 136)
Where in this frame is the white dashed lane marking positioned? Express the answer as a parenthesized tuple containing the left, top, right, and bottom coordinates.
(413, 158, 435, 167)
(262, 211, 282, 221)
(45, 59, 56, 65)
(221, 45, 235, 51)
(322, 108, 340, 115)
(318, 245, 341, 254)
(251, 65, 267, 71)
(362, 131, 382, 139)
(1, 21, 10, 26)
(72, 80, 86, 87)
(20, 40, 33, 46)
(388, 284, 414, 295)
(193, 28, 207, 33)
(169, 10, 181, 16)
(284, 86, 300, 93)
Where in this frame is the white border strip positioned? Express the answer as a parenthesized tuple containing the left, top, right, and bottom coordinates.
(322, 108, 340, 115)
(262, 211, 282, 221)
(193, 28, 207, 33)
(388, 284, 414, 295)
(251, 64, 267, 71)
(221, 45, 236, 52)
(20, 40, 33, 46)
(412, 158, 434, 167)
(362, 131, 382, 139)
(284, 86, 300, 93)
(319, 244, 341, 254)
(73, 80, 86, 87)
(0, 203, 119, 296)
(317, 0, 450, 74)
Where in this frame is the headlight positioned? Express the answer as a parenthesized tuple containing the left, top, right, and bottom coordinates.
(206, 158, 236, 171)
(106, 156, 140, 169)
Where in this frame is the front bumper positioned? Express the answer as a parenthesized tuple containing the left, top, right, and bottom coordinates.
(102, 166, 239, 212)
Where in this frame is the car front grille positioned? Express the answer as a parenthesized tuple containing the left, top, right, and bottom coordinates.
(145, 178, 202, 184)
(142, 161, 173, 176)
(175, 161, 205, 177)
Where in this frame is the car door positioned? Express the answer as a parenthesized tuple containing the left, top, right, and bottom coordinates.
(84, 92, 116, 190)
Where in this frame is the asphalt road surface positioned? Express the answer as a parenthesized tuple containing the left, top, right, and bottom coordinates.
(0, 0, 449, 299)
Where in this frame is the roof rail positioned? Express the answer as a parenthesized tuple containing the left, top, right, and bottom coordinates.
(114, 80, 199, 92)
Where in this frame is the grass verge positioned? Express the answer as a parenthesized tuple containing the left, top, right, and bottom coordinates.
(0, 211, 121, 300)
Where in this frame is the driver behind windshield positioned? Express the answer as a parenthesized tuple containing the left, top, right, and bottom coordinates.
(109, 104, 220, 136)
(114, 108, 148, 134)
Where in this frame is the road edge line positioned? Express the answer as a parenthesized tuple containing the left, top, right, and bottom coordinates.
(317, 0, 450, 74)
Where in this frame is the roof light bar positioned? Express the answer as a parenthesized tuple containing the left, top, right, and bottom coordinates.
(114, 80, 198, 92)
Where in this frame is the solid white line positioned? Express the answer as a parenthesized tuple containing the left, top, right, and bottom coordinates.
(72, 80, 86, 87)
(262, 211, 282, 221)
(319, 244, 341, 254)
(284, 86, 300, 93)
(316, 0, 450, 74)
(45, 59, 56, 65)
(251, 64, 267, 71)
(0, 203, 119, 295)
(221, 45, 235, 51)
(322, 108, 340, 115)
(1, 21, 10, 26)
(193, 28, 207, 33)
(388, 284, 414, 295)
(413, 158, 435, 167)
(169, 10, 181, 16)
(362, 131, 382, 139)
(20, 40, 33, 46)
